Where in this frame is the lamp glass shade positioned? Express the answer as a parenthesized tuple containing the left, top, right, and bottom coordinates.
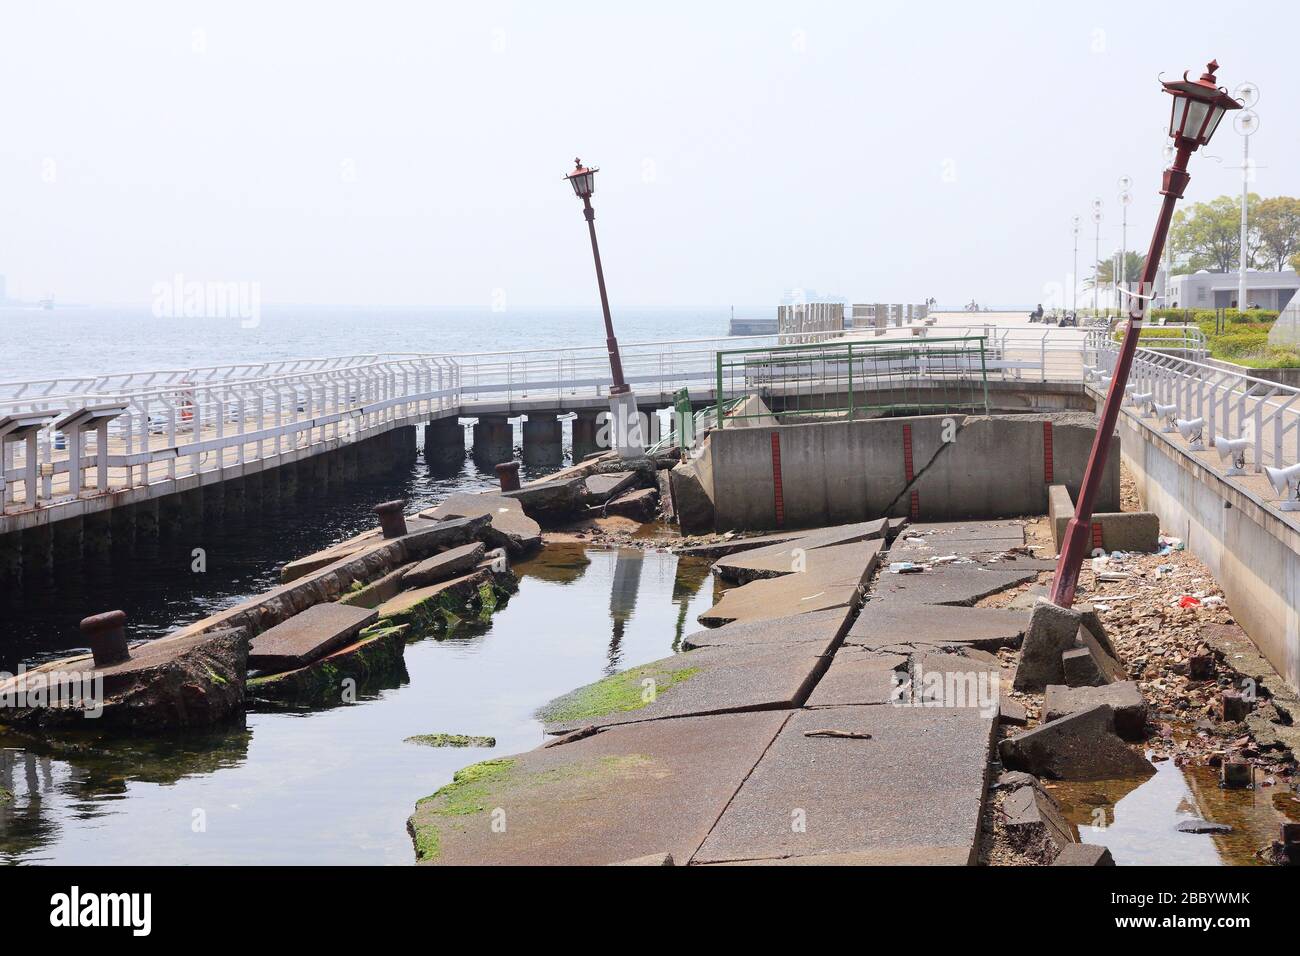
(1168, 97, 1185, 138)
(1182, 99, 1210, 140)
(568, 170, 595, 198)
(1202, 105, 1227, 144)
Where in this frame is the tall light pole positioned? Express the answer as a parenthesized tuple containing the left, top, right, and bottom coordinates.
(564, 158, 643, 458)
(1050, 60, 1241, 607)
(1071, 215, 1081, 314)
(1091, 198, 1103, 316)
(1234, 82, 1260, 311)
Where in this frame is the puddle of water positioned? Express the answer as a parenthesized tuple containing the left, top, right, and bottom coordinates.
(1051, 757, 1299, 866)
(0, 545, 716, 864)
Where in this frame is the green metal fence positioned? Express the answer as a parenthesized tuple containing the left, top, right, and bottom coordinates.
(714, 336, 990, 427)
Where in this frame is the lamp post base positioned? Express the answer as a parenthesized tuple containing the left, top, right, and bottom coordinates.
(606, 390, 645, 459)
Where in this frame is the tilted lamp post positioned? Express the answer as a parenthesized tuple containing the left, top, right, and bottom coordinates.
(1050, 60, 1240, 607)
(565, 158, 643, 458)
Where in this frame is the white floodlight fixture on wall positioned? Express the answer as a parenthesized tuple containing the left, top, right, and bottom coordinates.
(1153, 402, 1178, 431)
(1263, 462, 1300, 512)
(1214, 436, 1249, 476)
(1175, 417, 1205, 450)
(1133, 391, 1154, 413)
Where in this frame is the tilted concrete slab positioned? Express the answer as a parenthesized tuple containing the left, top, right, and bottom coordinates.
(673, 531, 811, 560)
(696, 540, 881, 627)
(399, 514, 491, 559)
(409, 710, 790, 866)
(401, 541, 486, 588)
(869, 565, 1039, 607)
(419, 493, 541, 554)
(713, 538, 884, 584)
(681, 607, 850, 653)
(693, 705, 994, 865)
(280, 535, 378, 583)
(539, 644, 828, 735)
(338, 563, 415, 609)
(248, 602, 378, 672)
(583, 471, 639, 504)
(847, 601, 1030, 653)
(805, 647, 908, 707)
(375, 569, 491, 627)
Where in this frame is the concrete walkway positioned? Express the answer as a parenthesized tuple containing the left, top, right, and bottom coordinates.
(410, 520, 1036, 865)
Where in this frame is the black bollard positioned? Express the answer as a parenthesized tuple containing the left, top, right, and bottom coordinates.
(373, 499, 409, 539)
(80, 610, 131, 666)
(495, 461, 521, 492)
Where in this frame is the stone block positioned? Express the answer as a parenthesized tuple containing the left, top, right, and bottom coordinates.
(998, 704, 1155, 781)
(1044, 681, 1147, 740)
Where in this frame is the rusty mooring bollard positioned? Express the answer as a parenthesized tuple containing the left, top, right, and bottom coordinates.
(495, 461, 521, 492)
(1220, 759, 1252, 789)
(373, 499, 408, 539)
(80, 610, 131, 666)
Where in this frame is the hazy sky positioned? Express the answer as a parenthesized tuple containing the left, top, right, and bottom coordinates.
(1, 0, 1296, 310)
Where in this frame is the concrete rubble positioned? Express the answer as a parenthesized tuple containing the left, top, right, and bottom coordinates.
(998, 704, 1155, 780)
(1043, 681, 1148, 740)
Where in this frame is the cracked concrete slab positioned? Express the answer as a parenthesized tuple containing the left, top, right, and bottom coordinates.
(847, 601, 1030, 653)
(693, 704, 994, 865)
(539, 644, 827, 735)
(409, 710, 790, 866)
(805, 646, 908, 707)
(697, 541, 881, 627)
(712, 538, 884, 584)
(681, 607, 850, 653)
(870, 565, 1039, 607)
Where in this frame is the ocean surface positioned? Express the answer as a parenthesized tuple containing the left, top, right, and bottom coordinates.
(0, 305, 735, 382)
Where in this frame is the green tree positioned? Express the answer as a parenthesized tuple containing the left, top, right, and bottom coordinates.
(1170, 194, 1261, 273)
(1089, 251, 1146, 287)
(1255, 197, 1300, 272)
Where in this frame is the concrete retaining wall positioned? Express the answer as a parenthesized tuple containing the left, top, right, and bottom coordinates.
(705, 412, 1119, 532)
(1111, 400, 1300, 692)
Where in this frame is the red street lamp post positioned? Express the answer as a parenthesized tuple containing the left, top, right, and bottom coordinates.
(565, 158, 630, 396)
(1049, 61, 1241, 607)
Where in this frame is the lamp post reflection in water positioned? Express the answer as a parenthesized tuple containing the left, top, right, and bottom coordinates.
(607, 548, 645, 671)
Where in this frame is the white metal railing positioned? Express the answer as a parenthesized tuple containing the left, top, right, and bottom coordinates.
(0, 331, 833, 514)
(1092, 340, 1300, 476)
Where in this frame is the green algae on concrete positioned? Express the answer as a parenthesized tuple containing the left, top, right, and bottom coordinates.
(537, 662, 700, 724)
(405, 733, 497, 748)
(407, 754, 656, 862)
(375, 570, 512, 635)
(408, 757, 517, 861)
(247, 623, 408, 707)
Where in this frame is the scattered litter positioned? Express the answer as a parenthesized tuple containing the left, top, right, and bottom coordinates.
(1178, 595, 1201, 608)
(804, 729, 872, 740)
(888, 562, 924, 574)
(1157, 535, 1185, 556)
